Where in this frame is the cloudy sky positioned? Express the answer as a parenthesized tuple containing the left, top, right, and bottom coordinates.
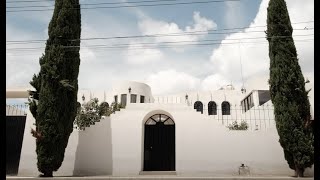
(6, 0, 314, 95)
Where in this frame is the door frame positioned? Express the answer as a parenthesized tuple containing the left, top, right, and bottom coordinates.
(141, 110, 176, 172)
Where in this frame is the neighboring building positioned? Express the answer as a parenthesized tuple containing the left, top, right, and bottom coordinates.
(6, 81, 314, 176)
(6, 105, 28, 175)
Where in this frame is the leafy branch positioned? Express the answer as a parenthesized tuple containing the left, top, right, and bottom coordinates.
(74, 98, 125, 130)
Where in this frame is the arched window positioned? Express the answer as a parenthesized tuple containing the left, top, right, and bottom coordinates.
(221, 101, 231, 115)
(194, 101, 203, 114)
(208, 101, 217, 115)
(145, 114, 175, 125)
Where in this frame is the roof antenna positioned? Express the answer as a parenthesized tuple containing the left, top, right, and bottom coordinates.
(239, 40, 246, 94)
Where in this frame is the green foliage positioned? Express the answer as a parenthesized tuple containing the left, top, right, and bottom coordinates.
(98, 102, 110, 116)
(111, 102, 124, 112)
(74, 98, 125, 130)
(227, 121, 248, 130)
(74, 98, 101, 130)
(267, 0, 313, 176)
(28, 0, 81, 176)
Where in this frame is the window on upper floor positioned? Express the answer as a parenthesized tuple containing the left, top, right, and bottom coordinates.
(194, 101, 203, 114)
(140, 95, 145, 103)
(121, 94, 127, 107)
(208, 101, 217, 115)
(258, 90, 271, 106)
(131, 94, 137, 103)
(221, 101, 231, 115)
(241, 92, 254, 113)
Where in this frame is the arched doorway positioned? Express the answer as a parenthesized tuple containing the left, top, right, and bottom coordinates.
(194, 101, 203, 114)
(144, 114, 175, 171)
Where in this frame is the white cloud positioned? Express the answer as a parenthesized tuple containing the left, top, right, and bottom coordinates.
(6, 0, 313, 97)
(146, 69, 201, 95)
(245, 74, 269, 92)
(125, 41, 164, 64)
(201, 74, 237, 91)
(6, 54, 40, 87)
(185, 12, 217, 33)
(6, 25, 43, 88)
(138, 11, 217, 43)
(146, 69, 243, 95)
(224, 1, 246, 28)
(209, 0, 314, 90)
(6, 10, 139, 90)
(80, 47, 96, 62)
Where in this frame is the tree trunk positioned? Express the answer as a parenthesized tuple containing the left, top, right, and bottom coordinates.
(295, 166, 304, 177)
(39, 171, 53, 177)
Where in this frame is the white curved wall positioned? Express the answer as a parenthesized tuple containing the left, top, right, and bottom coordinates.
(112, 81, 154, 104)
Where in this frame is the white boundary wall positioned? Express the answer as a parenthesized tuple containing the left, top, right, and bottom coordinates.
(18, 103, 314, 176)
(15, 81, 314, 176)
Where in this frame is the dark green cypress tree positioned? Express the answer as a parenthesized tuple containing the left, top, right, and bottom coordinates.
(266, 0, 313, 177)
(28, 0, 81, 177)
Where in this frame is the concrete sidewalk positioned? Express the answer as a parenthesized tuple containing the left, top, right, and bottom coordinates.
(6, 176, 314, 180)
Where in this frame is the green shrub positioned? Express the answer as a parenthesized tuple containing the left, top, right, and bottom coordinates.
(227, 121, 248, 130)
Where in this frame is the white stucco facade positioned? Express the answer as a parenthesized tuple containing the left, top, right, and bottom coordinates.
(7, 81, 314, 177)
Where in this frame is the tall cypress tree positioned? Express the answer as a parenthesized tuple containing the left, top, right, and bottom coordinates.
(267, 0, 313, 177)
(28, 0, 81, 177)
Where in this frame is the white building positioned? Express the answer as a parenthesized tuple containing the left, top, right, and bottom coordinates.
(6, 81, 314, 177)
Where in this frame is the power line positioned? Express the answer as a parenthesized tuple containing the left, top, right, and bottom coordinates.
(85, 39, 314, 50)
(6, 0, 240, 12)
(6, 35, 314, 51)
(7, 29, 268, 44)
(6, 21, 314, 44)
(238, 40, 244, 89)
(6, 0, 54, 3)
(7, 0, 215, 7)
(54, 34, 316, 48)
(6, 0, 189, 4)
(5, 39, 313, 57)
(5, 29, 268, 44)
(6, 30, 269, 44)
(6, 34, 314, 50)
(6, 40, 314, 57)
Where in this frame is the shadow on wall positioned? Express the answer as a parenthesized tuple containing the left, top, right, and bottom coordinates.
(304, 166, 314, 177)
(73, 117, 113, 176)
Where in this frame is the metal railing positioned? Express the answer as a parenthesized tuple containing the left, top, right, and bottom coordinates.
(194, 104, 276, 131)
(6, 103, 276, 131)
(154, 96, 184, 104)
(6, 104, 29, 116)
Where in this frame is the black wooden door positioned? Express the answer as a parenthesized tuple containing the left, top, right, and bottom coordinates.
(144, 122, 175, 171)
(6, 116, 26, 175)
